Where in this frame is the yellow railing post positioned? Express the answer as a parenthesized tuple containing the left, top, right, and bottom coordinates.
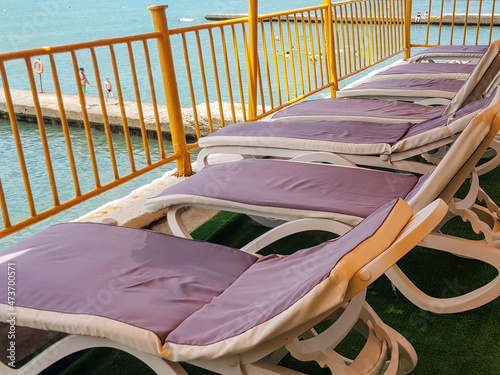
(323, 0, 338, 98)
(248, 0, 259, 119)
(149, 5, 192, 176)
(403, 0, 413, 59)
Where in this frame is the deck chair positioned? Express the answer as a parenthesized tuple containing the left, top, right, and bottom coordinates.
(197, 90, 500, 175)
(271, 41, 500, 125)
(334, 40, 500, 102)
(407, 44, 489, 63)
(0, 198, 447, 375)
(367, 61, 476, 82)
(145, 91, 500, 315)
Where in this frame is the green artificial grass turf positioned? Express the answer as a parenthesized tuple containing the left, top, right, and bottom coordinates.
(34, 167, 500, 374)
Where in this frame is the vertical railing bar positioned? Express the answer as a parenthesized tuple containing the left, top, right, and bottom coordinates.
(143, 40, 166, 158)
(0, 178, 11, 229)
(394, 0, 399, 51)
(395, 0, 402, 51)
(489, 0, 496, 44)
(338, 6, 348, 76)
(382, 0, 389, 55)
(308, 10, 318, 88)
(354, 3, 362, 67)
(315, 9, 325, 85)
(294, 13, 305, 95)
(109, 45, 136, 173)
(388, 0, 395, 54)
(207, 29, 225, 128)
(332, 5, 342, 80)
(364, 1, 371, 65)
(348, 4, 357, 71)
(278, 19, 290, 102)
(71, 51, 102, 184)
(90, 47, 120, 178)
(344, 5, 353, 73)
(48, 54, 82, 195)
(220, 27, 237, 124)
(195, 30, 214, 133)
(362, 2, 369, 66)
(332, 5, 345, 80)
(259, 19, 274, 110)
(285, 15, 298, 99)
(242, 23, 253, 118)
(476, 0, 483, 45)
(257, 58, 266, 115)
(425, 0, 433, 45)
(437, 0, 445, 45)
(126, 42, 151, 165)
(372, 0, 380, 62)
(369, 1, 376, 62)
(400, 0, 404, 49)
(377, 0, 384, 60)
(0, 62, 36, 217)
(268, 20, 282, 107)
(393, 0, 399, 52)
(392, 0, 398, 51)
(462, 0, 471, 45)
(231, 24, 248, 121)
(181, 34, 201, 139)
(361, 2, 368, 66)
(301, 11, 311, 92)
(25, 57, 60, 206)
(321, 7, 330, 83)
(450, 0, 457, 44)
(362, 2, 368, 65)
(150, 5, 191, 175)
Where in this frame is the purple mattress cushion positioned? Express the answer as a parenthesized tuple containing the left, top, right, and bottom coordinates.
(376, 62, 476, 77)
(412, 44, 488, 57)
(204, 119, 413, 146)
(150, 159, 419, 218)
(271, 98, 444, 121)
(342, 78, 465, 93)
(0, 223, 258, 342)
(166, 199, 409, 346)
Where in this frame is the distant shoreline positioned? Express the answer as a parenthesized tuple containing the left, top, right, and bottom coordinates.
(0, 88, 254, 142)
(205, 13, 500, 25)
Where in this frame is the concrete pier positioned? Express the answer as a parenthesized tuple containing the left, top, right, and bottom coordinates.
(205, 13, 500, 25)
(0, 89, 249, 141)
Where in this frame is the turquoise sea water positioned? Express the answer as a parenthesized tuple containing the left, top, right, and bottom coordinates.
(0, 0, 498, 249)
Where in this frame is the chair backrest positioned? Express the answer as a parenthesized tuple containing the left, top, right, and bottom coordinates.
(408, 90, 500, 212)
(444, 39, 500, 115)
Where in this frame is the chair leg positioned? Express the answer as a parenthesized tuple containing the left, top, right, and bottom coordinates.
(2, 335, 187, 375)
(285, 292, 417, 375)
(167, 205, 194, 239)
(386, 232, 500, 313)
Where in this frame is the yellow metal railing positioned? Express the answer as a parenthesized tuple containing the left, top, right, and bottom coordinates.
(0, 0, 497, 240)
(408, 0, 498, 49)
(0, 6, 188, 238)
